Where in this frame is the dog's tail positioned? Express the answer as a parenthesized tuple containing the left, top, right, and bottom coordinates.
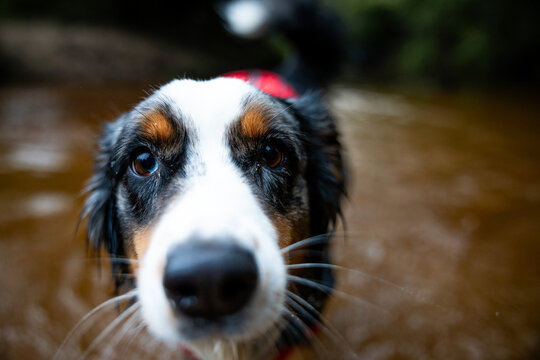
(219, 0, 345, 93)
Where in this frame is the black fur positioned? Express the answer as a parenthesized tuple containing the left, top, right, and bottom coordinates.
(83, 118, 129, 290)
(289, 92, 346, 233)
(276, 92, 346, 349)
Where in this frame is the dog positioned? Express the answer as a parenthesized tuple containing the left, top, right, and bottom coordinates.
(83, 0, 346, 358)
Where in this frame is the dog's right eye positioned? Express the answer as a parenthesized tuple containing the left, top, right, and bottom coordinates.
(131, 151, 158, 176)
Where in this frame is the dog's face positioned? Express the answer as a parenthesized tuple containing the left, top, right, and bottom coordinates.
(85, 77, 345, 357)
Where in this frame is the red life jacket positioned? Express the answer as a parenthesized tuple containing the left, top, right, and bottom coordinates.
(221, 70, 299, 99)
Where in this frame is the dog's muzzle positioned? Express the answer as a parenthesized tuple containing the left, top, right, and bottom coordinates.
(163, 241, 259, 320)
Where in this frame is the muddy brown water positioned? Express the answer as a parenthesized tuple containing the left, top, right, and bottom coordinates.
(0, 84, 539, 359)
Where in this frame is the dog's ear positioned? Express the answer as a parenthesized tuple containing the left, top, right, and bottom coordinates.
(83, 116, 128, 288)
(287, 92, 347, 235)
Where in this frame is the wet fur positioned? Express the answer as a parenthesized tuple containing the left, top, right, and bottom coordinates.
(84, 87, 346, 357)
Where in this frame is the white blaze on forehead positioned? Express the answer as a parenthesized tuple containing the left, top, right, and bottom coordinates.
(138, 78, 286, 345)
(150, 76, 275, 253)
(154, 77, 267, 240)
(158, 77, 252, 135)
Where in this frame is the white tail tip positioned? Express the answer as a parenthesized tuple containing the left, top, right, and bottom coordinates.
(222, 0, 269, 38)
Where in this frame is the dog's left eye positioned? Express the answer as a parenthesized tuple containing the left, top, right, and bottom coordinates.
(260, 143, 283, 168)
(131, 151, 158, 176)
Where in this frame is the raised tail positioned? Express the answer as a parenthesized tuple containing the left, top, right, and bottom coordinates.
(219, 0, 345, 93)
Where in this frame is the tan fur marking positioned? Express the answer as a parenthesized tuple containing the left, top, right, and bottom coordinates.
(130, 226, 154, 273)
(140, 111, 174, 142)
(240, 106, 269, 138)
(274, 214, 313, 300)
(274, 215, 309, 252)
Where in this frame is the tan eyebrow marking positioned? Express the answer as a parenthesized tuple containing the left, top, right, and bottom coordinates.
(240, 105, 270, 138)
(139, 111, 175, 143)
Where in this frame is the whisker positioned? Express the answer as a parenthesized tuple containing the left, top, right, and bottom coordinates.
(212, 340, 225, 359)
(101, 305, 142, 358)
(258, 319, 286, 359)
(244, 306, 287, 359)
(54, 290, 138, 360)
(287, 275, 387, 313)
(138, 330, 163, 358)
(280, 234, 333, 254)
(228, 340, 239, 360)
(285, 296, 322, 336)
(281, 230, 371, 255)
(119, 321, 147, 358)
(286, 290, 358, 358)
(80, 301, 141, 359)
(284, 249, 327, 258)
(281, 307, 327, 359)
(287, 263, 407, 292)
(288, 263, 450, 312)
(279, 311, 307, 360)
(264, 307, 292, 358)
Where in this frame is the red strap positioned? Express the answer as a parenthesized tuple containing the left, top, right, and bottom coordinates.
(221, 70, 299, 99)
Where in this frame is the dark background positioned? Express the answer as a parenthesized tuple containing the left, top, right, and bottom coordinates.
(1, 0, 539, 89)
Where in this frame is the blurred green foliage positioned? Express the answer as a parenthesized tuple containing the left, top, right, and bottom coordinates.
(331, 0, 540, 87)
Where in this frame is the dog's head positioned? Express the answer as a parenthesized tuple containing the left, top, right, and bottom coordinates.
(84, 77, 345, 357)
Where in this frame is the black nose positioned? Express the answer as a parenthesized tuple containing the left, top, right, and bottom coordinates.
(163, 242, 258, 320)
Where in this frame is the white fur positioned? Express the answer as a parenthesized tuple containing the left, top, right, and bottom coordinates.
(137, 78, 286, 350)
(222, 0, 269, 38)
